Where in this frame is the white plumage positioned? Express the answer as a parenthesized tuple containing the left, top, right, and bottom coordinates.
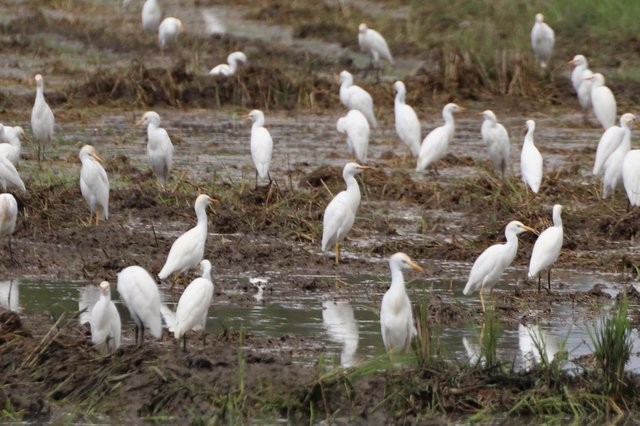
(358, 23, 393, 67)
(321, 162, 368, 264)
(416, 103, 463, 172)
(209, 51, 248, 77)
(336, 109, 370, 163)
(141, 0, 162, 32)
(30, 74, 55, 162)
(380, 252, 423, 353)
(528, 204, 564, 291)
(90, 281, 122, 355)
(569, 55, 589, 93)
(393, 81, 421, 157)
(480, 110, 510, 179)
(339, 71, 377, 128)
(0, 157, 25, 193)
(117, 265, 162, 343)
(530, 13, 555, 69)
(136, 111, 174, 185)
(158, 17, 183, 51)
(589, 73, 617, 129)
(79, 145, 109, 225)
(246, 109, 273, 184)
(158, 194, 214, 280)
(600, 114, 635, 198)
(593, 114, 634, 175)
(520, 120, 543, 193)
(0, 193, 18, 260)
(463, 221, 535, 312)
(623, 150, 640, 207)
(0, 124, 26, 166)
(577, 69, 594, 114)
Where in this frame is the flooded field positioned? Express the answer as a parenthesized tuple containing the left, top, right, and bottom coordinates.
(2, 0, 640, 423)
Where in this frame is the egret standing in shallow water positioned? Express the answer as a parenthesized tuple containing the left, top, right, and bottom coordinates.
(531, 13, 554, 69)
(416, 103, 464, 173)
(0, 193, 18, 261)
(358, 23, 393, 69)
(463, 221, 536, 312)
(135, 111, 174, 186)
(588, 73, 616, 129)
(158, 17, 183, 52)
(393, 81, 421, 158)
(31, 74, 54, 162)
(117, 266, 162, 344)
(209, 51, 248, 77)
(528, 204, 564, 292)
(520, 120, 543, 193)
(79, 145, 109, 225)
(480, 110, 510, 179)
(173, 260, 214, 350)
(158, 194, 215, 281)
(339, 71, 377, 129)
(336, 109, 370, 163)
(321, 162, 368, 264)
(90, 281, 122, 355)
(245, 109, 273, 187)
(142, 0, 162, 33)
(380, 252, 423, 354)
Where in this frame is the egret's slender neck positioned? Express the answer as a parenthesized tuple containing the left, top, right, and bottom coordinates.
(504, 230, 519, 254)
(36, 81, 44, 99)
(524, 127, 535, 146)
(395, 89, 405, 105)
(553, 210, 562, 228)
(252, 116, 265, 129)
(389, 265, 406, 291)
(619, 125, 632, 151)
(195, 203, 209, 231)
(202, 266, 212, 281)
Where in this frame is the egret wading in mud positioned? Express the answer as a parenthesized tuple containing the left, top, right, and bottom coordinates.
(528, 204, 564, 292)
(209, 51, 247, 77)
(358, 23, 393, 69)
(416, 103, 464, 173)
(158, 194, 216, 282)
(244, 109, 273, 187)
(161, 260, 214, 351)
(0, 124, 27, 166)
(601, 114, 635, 198)
(463, 221, 536, 312)
(480, 110, 510, 179)
(79, 145, 109, 225)
(0, 193, 18, 261)
(587, 73, 616, 129)
(520, 120, 543, 193)
(321, 162, 369, 265)
(117, 266, 162, 345)
(90, 281, 122, 355)
(158, 17, 183, 52)
(135, 111, 174, 187)
(380, 252, 423, 354)
(339, 71, 377, 129)
(393, 81, 421, 158)
(530, 13, 554, 69)
(593, 113, 635, 177)
(31, 74, 54, 163)
(336, 109, 370, 163)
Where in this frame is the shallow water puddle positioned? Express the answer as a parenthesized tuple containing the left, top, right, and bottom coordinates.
(4, 270, 639, 372)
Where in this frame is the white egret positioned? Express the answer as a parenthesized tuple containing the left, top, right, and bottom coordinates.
(393, 81, 421, 157)
(530, 13, 555, 69)
(164, 260, 214, 350)
(601, 114, 635, 198)
(528, 204, 564, 292)
(380, 252, 423, 354)
(0, 125, 26, 166)
(322, 300, 359, 368)
(339, 71, 377, 128)
(463, 221, 536, 312)
(593, 114, 634, 175)
(321, 162, 368, 264)
(336, 109, 370, 163)
(623, 150, 640, 207)
(0, 279, 19, 312)
(90, 281, 122, 355)
(158, 17, 183, 51)
(158, 194, 215, 280)
(569, 55, 589, 93)
(358, 23, 393, 68)
(588, 73, 616, 129)
(520, 120, 543, 193)
(577, 69, 593, 119)
(116, 265, 162, 344)
(142, 0, 161, 33)
(0, 157, 26, 193)
(31, 74, 55, 162)
(480, 110, 510, 179)
(245, 109, 273, 187)
(135, 111, 174, 186)
(416, 103, 464, 173)
(209, 51, 248, 77)
(79, 145, 109, 225)
(0, 193, 18, 261)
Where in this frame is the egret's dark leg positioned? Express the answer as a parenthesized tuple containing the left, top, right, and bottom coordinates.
(255, 170, 258, 189)
(537, 273, 542, 292)
(183, 335, 187, 352)
(140, 327, 145, 346)
(134, 324, 140, 345)
(547, 269, 551, 291)
(335, 243, 340, 265)
(202, 331, 207, 347)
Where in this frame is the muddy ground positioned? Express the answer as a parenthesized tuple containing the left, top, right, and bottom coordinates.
(2, 0, 640, 423)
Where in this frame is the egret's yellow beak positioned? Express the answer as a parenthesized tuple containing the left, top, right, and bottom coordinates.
(356, 165, 371, 170)
(92, 152, 104, 163)
(241, 113, 251, 120)
(20, 133, 31, 143)
(408, 260, 424, 272)
(209, 197, 219, 203)
(134, 118, 145, 127)
(584, 75, 594, 81)
(567, 59, 576, 65)
(521, 224, 538, 235)
(458, 106, 466, 112)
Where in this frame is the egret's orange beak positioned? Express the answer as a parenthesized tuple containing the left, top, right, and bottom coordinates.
(520, 224, 539, 236)
(408, 260, 424, 272)
(567, 59, 576, 66)
(134, 118, 145, 127)
(356, 165, 371, 170)
(241, 114, 251, 120)
(209, 197, 219, 203)
(92, 152, 104, 163)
